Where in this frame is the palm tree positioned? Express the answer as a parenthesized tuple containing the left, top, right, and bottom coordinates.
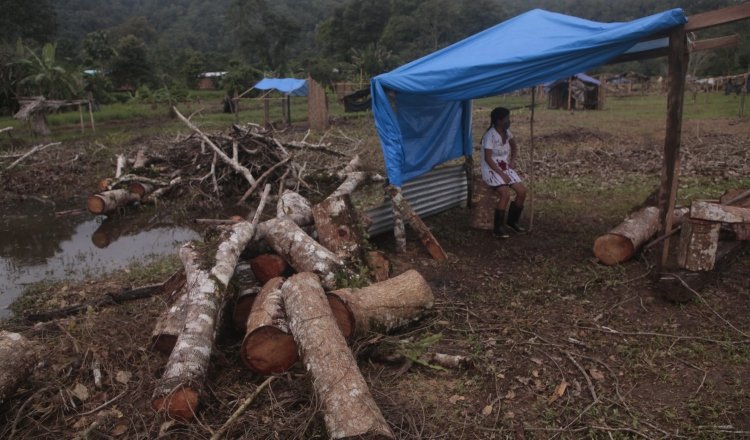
(16, 42, 79, 99)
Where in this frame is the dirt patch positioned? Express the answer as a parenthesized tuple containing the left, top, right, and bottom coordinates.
(1, 110, 749, 439)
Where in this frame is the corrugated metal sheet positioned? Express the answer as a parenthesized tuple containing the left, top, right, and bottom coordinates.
(366, 164, 468, 236)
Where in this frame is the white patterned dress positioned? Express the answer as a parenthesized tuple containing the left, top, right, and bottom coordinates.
(480, 128, 522, 187)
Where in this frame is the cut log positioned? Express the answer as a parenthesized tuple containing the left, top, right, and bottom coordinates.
(263, 216, 346, 288)
(387, 186, 447, 261)
(312, 194, 366, 263)
(593, 206, 689, 265)
(240, 277, 297, 374)
(151, 285, 188, 355)
(133, 149, 148, 169)
(153, 221, 255, 421)
(231, 260, 262, 332)
(0, 331, 37, 404)
(276, 190, 313, 226)
(97, 178, 112, 192)
(690, 200, 750, 223)
(87, 189, 140, 215)
(282, 273, 394, 439)
(327, 270, 434, 339)
(718, 189, 750, 240)
(128, 181, 154, 198)
(469, 177, 495, 231)
(677, 218, 721, 271)
(249, 254, 289, 285)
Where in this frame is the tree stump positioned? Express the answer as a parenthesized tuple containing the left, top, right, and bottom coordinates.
(469, 177, 495, 230)
(240, 277, 297, 374)
(327, 270, 434, 339)
(0, 331, 37, 404)
(282, 273, 394, 439)
(677, 219, 721, 271)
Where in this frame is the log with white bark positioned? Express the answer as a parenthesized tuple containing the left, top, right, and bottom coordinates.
(313, 194, 366, 263)
(276, 190, 313, 226)
(152, 220, 255, 421)
(87, 189, 141, 215)
(115, 154, 126, 178)
(133, 149, 148, 169)
(263, 216, 346, 288)
(593, 206, 689, 266)
(0, 331, 37, 404)
(387, 186, 447, 261)
(240, 277, 297, 374)
(283, 273, 395, 439)
(151, 285, 189, 355)
(327, 270, 433, 340)
(231, 260, 262, 332)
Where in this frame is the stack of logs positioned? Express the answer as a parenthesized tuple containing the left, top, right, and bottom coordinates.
(148, 156, 434, 439)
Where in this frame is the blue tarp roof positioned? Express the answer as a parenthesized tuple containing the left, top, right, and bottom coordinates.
(371, 8, 687, 186)
(544, 73, 601, 91)
(255, 78, 308, 96)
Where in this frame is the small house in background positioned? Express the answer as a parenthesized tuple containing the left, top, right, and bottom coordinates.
(197, 72, 227, 90)
(545, 73, 602, 110)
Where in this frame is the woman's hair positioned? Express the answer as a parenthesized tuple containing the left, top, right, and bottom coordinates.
(489, 107, 510, 128)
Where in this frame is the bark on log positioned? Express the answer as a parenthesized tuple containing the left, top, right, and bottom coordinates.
(151, 285, 188, 355)
(240, 278, 297, 374)
(282, 273, 394, 439)
(313, 195, 366, 263)
(327, 270, 434, 339)
(133, 149, 148, 169)
(250, 254, 289, 285)
(153, 221, 255, 421)
(0, 331, 37, 404)
(387, 186, 447, 261)
(87, 189, 140, 215)
(677, 219, 721, 271)
(593, 206, 689, 266)
(263, 217, 346, 288)
(231, 260, 262, 332)
(276, 190, 313, 226)
(392, 201, 406, 253)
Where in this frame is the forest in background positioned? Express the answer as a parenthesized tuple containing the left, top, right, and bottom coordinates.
(1, 0, 748, 114)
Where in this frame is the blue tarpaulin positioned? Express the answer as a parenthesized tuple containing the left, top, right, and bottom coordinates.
(371, 8, 687, 186)
(255, 78, 308, 96)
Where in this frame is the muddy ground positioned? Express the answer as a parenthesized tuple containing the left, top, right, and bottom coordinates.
(1, 104, 749, 439)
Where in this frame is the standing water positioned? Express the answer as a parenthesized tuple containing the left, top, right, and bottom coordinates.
(0, 199, 200, 319)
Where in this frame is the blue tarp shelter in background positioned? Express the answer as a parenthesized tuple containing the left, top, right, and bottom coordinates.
(371, 8, 687, 186)
(544, 73, 601, 92)
(255, 78, 308, 97)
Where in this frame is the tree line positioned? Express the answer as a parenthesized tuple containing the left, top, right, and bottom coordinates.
(1, 0, 748, 115)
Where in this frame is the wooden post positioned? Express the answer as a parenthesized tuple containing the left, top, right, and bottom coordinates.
(529, 86, 536, 231)
(263, 95, 270, 128)
(286, 95, 291, 126)
(567, 77, 573, 110)
(387, 185, 448, 261)
(658, 26, 689, 268)
(78, 104, 85, 134)
(307, 77, 329, 131)
(88, 101, 96, 133)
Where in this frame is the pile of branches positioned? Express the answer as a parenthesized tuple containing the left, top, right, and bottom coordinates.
(91, 108, 365, 216)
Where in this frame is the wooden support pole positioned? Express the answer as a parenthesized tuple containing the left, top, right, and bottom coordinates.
(658, 26, 689, 268)
(387, 186, 448, 261)
(529, 86, 536, 231)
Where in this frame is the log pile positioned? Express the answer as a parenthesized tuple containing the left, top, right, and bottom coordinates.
(146, 155, 434, 436)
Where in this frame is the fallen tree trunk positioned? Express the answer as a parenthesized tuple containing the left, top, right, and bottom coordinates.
(263, 216, 346, 288)
(593, 206, 689, 266)
(151, 285, 189, 355)
(282, 273, 394, 440)
(152, 220, 256, 421)
(240, 277, 297, 374)
(87, 189, 140, 215)
(0, 331, 37, 404)
(327, 270, 433, 340)
(231, 260, 262, 332)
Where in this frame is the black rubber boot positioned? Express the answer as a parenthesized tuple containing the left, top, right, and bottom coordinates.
(507, 201, 526, 233)
(493, 209, 510, 239)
